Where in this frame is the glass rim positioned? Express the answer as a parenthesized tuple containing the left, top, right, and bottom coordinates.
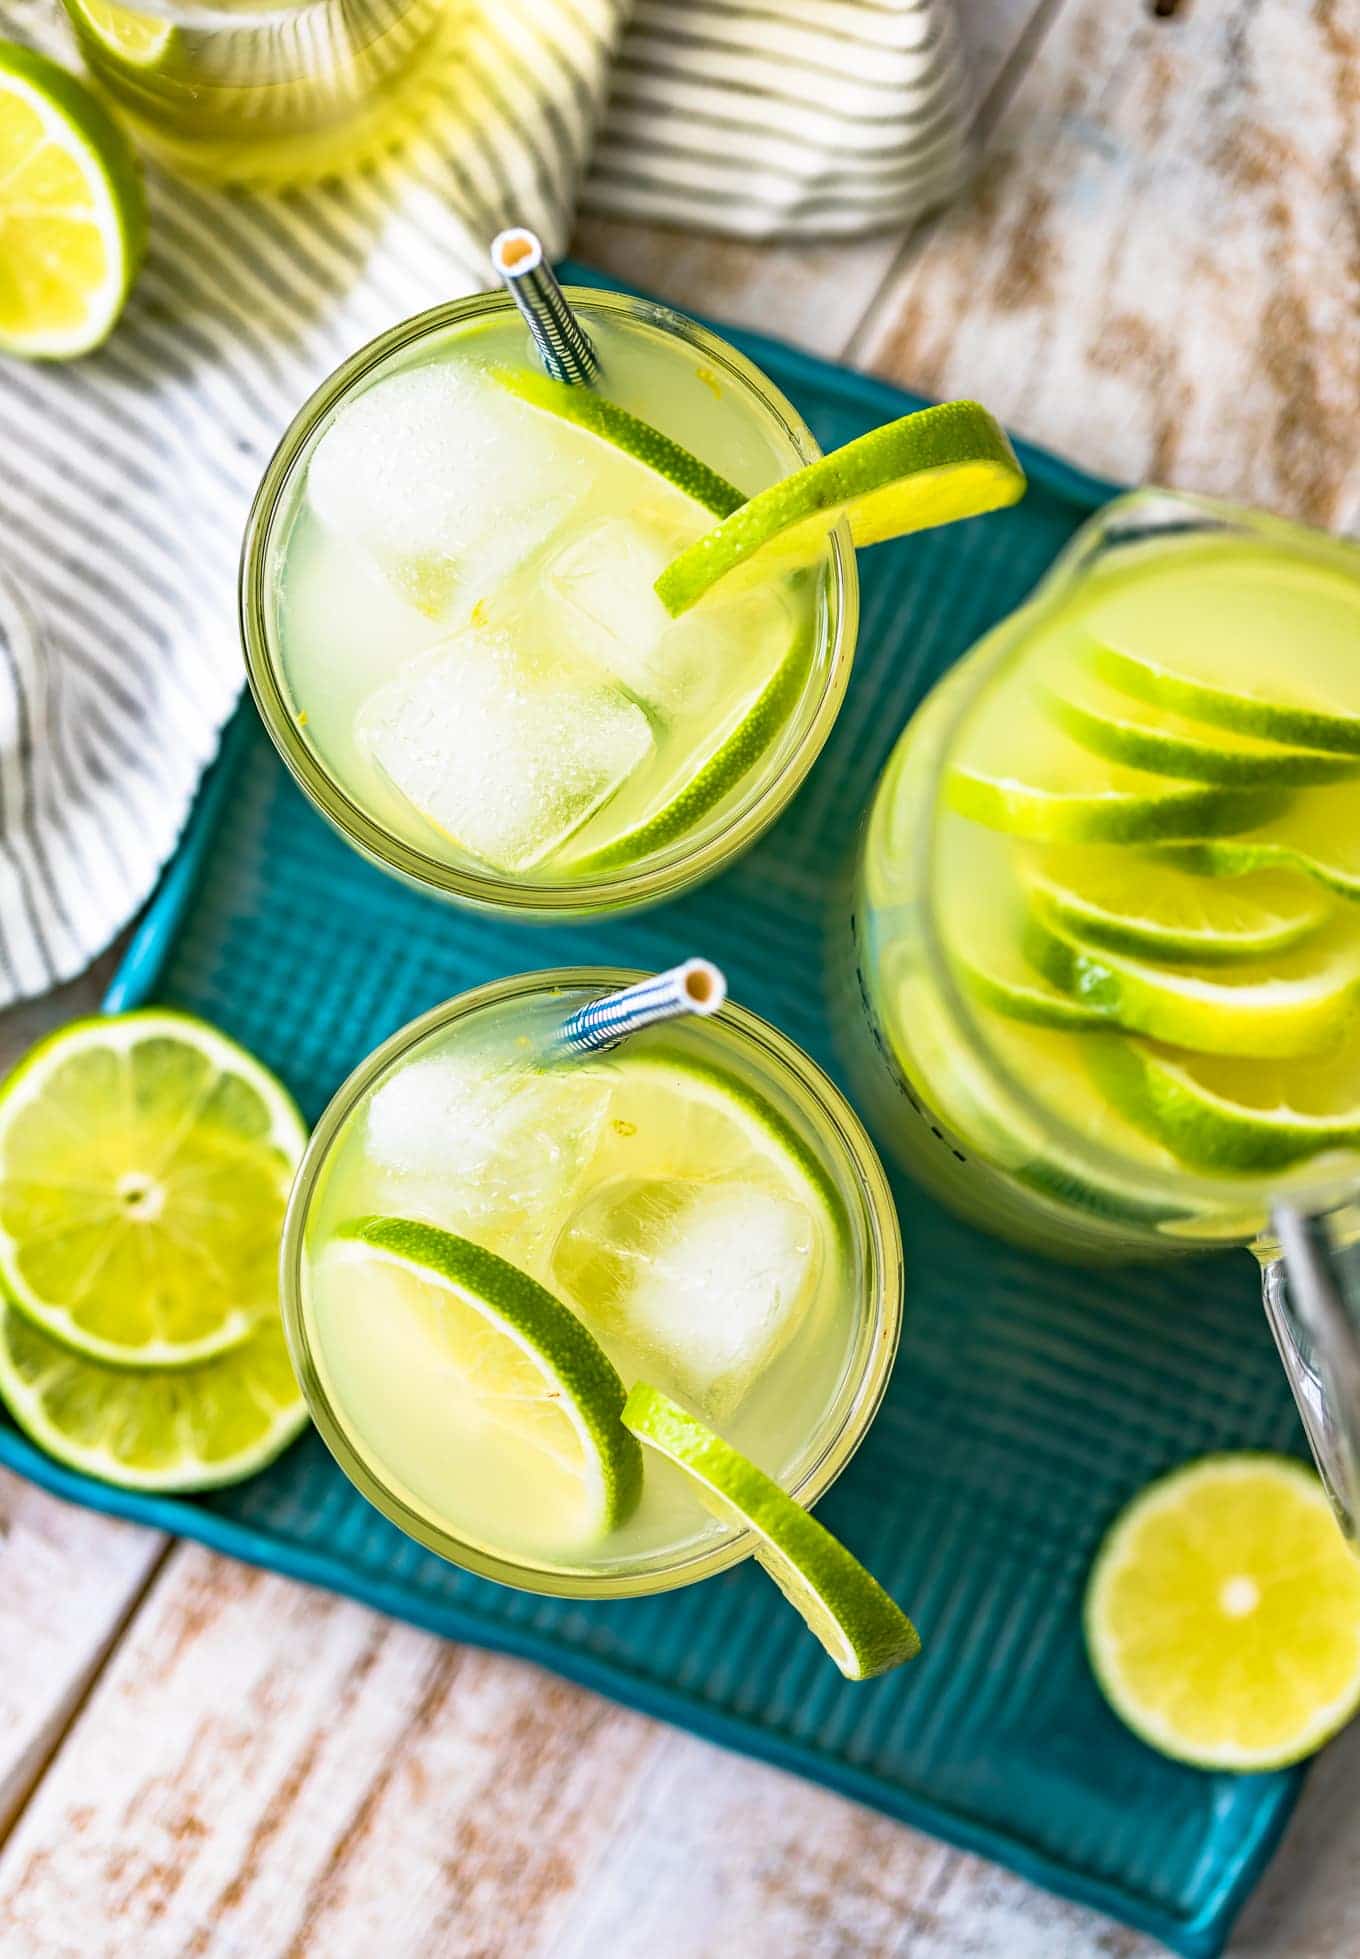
(240, 287, 859, 918)
(280, 965, 904, 1599)
(912, 487, 1360, 1234)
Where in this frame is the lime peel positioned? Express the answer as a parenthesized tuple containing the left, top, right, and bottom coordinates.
(623, 1383, 920, 1680)
(655, 401, 1025, 617)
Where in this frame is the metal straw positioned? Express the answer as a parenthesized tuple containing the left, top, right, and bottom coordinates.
(555, 961, 727, 1056)
(490, 227, 599, 386)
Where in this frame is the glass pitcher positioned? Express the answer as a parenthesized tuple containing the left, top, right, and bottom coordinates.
(844, 488, 1360, 1536)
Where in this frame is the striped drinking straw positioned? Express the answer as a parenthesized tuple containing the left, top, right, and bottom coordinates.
(555, 961, 728, 1056)
(490, 227, 599, 386)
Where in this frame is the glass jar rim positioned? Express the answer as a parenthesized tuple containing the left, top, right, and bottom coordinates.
(239, 287, 858, 917)
(280, 965, 904, 1597)
(911, 487, 1360, 1238)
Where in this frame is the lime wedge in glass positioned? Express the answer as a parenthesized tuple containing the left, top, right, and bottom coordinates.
(0, 1010, 307, 1368)
(1023, 846, 1330, 964)
(1085, 1455, 1360, 1770)
(0, 40, 146, 358)
(1028, 911, 1360, 1058)
(623, 1384, 920, 1679)
(490, 365, 746, 518)
(337, 1217, 643, 1541)
(0, 1303, 307, 1491)
(655, 401, 1025, 616)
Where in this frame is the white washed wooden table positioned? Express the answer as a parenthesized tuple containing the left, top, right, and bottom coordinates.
(2, 2, 1358, 1952)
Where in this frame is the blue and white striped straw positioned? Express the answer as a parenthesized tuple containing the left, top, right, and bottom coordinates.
(555, 961, 727, 1056)
(490, 227, 599, 386)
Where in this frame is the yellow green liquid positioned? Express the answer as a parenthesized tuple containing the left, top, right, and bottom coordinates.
(264, 301, 828, 899)
(61, 0, 451, 183)
(853, 515, 1360, 1259)
(294, 985, 878, 1585)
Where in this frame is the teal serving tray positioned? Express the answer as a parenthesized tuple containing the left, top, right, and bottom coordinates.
(0, 278, 1307, 1956)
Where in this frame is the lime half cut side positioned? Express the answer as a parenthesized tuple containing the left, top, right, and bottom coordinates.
(0, 1011, 307, 1369)
(1085, 1454, 1360, 1770)
(655, 401, 1025, 616)
(490, 365, 746, 519)
(0, 1303, 307, 1491)
(338, 1218, 642, 1543)
(0, 40, 146, 358)
(623, 1384, 920, 1679)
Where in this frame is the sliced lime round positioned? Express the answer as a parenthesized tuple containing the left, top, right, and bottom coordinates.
(1157, 787, 1360, 900)
(1046, 661, 1357, 786)
(943, 833, 1111, 1028)
(0, 40, 146, 358)
(1029, 911, 1360, 1058)
(1095, 1037, 1360, 1172)
(655, 401, 1025, 616)
(66, 0, 175, 66)
(339, 1217, 642, 1541)
(623, 1383, 920, 1679)
(1085, 1454, 1360, 1770)
(0, 1011, 307, 1369)
(0, 1303, 307, 1491)
(1023, 846, 1330, 963)
(1091, 626, 1360, 757)
(490, 365, 745, 518)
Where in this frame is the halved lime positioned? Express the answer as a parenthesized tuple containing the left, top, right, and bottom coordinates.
(623, 1384, 920, 1679)
(0, 1302, 307, 1491)
(336, 1218, 642, 1540)
(0, 1011, 307, 1369)
(1023, 846, 1330, 963)
(1029, 911, 1360, 1058)
(0, 41, 146, 358)
(491, 365, 745, 519)
(946, 685, 1282, 845)
(1085, 1454, 1360, 1769)
(1096, 1038, 1360, 1172)
(1157, 787, 1360, 901)
(1046, 660, 1356, 786)
(562, 616, 811, 874)
(655, 402, 1025, 617)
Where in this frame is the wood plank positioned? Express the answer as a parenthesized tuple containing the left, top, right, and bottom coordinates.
(571, 0, 1054, 358)
(855, 0, 1360, 529)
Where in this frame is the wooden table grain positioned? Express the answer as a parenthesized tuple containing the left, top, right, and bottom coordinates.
(3, 1, 1359, 1952)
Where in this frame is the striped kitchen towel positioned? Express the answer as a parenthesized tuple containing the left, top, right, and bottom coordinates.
(0, 0, 972, 1007)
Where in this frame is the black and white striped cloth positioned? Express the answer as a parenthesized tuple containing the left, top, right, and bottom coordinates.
(0, 0, 971, 1006)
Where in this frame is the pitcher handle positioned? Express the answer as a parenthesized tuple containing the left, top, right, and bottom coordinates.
(1262, 1203, 1360, 1545)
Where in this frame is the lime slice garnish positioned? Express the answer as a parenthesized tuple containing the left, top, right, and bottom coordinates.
(946, 684, 1283, 845)
(490, 365, 745, 518)
(623, 1384, 920, 1679)
(1157, 786, 1360, 901)
(1085, 1454, 1360, 1770)
(66, 0, 175, 66)
(338, 1217, 642, 1541)
(1023, 846, 1330, 963)
(574, 1048, 848, 1244)
(1095, 1037, 1360, 1172)
(562, 615, 812, 874)
(0, 1010, 307, 1369)
(1028, 909, 1360, 1058)
(654, 401, 1025, 617)
(1046, 660, 1357, 786)
(943, 830, 1110, 1028)
(0, 41, 146, 359)
(0, 1302, 307, 1491)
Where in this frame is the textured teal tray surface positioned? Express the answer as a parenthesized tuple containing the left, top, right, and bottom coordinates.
(0, 280, 1307, 1956)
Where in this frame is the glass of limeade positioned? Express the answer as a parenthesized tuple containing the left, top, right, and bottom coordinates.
(847, 493, 1360, 1521)
(241, 288, 856, 917)
(59, 0, 452, 184)
(281, 969, 901, 1596)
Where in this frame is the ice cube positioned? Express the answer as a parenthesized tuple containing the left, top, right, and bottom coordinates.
(542, 516, 674, 695)
(366, 1052, 613, 1255)
(305, 365, 585, 614)
(359, 626, 653, 873)
(552, 1176, 822, 1418)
